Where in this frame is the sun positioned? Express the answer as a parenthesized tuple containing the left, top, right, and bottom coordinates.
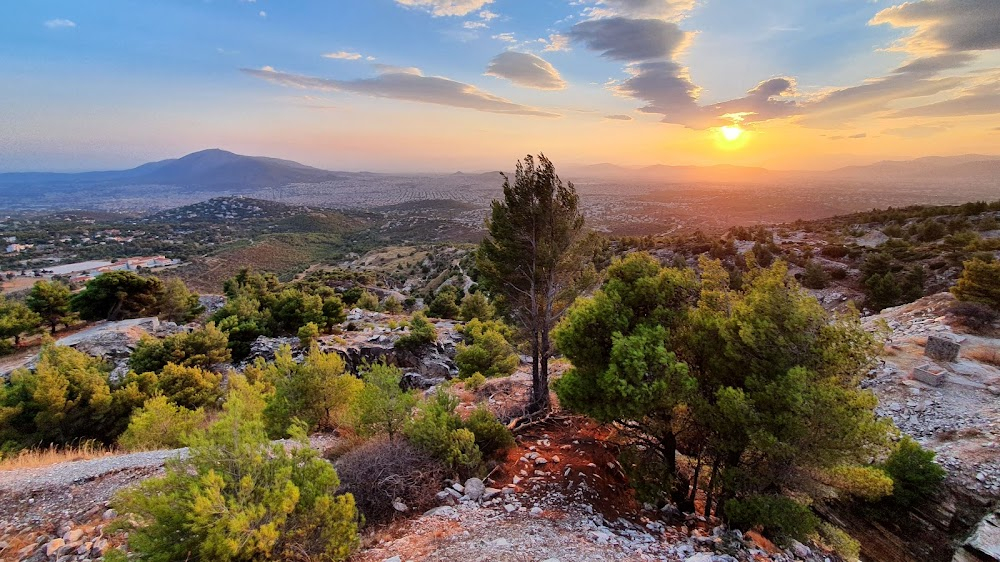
(720, 125, 744, 142)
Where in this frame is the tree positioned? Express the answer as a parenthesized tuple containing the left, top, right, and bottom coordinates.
(114, 378, 359, 561)
(0, 295, 41, 347)
(380, 295, 403, 314)
(801, 261, 828, 290)
(880, 436, 946, 509)
(258, 345, 363, 436)
(118, 395, 205, 451)
(477, 154, 590, 412)
(26, 280, 74, 334)
(71, 271, 164, 321)
(455, 325, 519, 379)
(555, 253, 697, 483)
(394, 312, 436, 353)
(155, 363, 223, 410)
(157, 277, 203, 323)
(129, 322, 231, 374)
(298, 322, 320, 347)
(353, 362, 417, 441)
(951, 258, 1000, 311)
(356, 290, 380, 311)
(428, 285, 461, 319)
(459, 292, 495, 322)
(865, 272, 902, 312)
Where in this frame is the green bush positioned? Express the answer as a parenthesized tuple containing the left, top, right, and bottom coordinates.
(71, 271, 163, 321)
(298, 322, 320, 347)
(880, 436, 946, 508)
(118, 395, 205, 451)
(395, 312, 436, 353)
(129, 322, 231, 374)
(405, 391, 481, 474)
(428, 285, 461, 319)
(952, 258, 1000, 311)
(463, 405, 514, 458)
(155, 363, 223, 410)
(114, 378, 359, 561)
(352, 362, 417, 441)
(459, 292, 494, 322)
(817, 522, 861, 562)
(724, 495, 818, 542)
(356, 290, 380, 311)
(454, 328, 518, 379)
(464, 372, 487, 391)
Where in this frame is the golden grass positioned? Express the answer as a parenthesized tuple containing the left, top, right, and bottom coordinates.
(966, 345, 1000, 367)
(0, 442, 119, 471)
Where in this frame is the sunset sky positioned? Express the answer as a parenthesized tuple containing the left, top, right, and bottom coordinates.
(2, 0, 999, 172)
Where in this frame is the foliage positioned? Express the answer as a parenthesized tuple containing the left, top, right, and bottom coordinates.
(114, 378, 359, 561)
(334, 438, 446, 525)
(298, 322, 320, 347)
(405, 391, 482, 474)
(817, 522, 861, 562)
(951, 258, 1000, 311)
(380, 295, 403, 314)
(158, 277, 204, 323)
(459, 291, 494, 322)
(463, 405, 514, 458)
(394, 312, 436, 353)
(0, 294, 40, 348)
(454, 325, 518, 379)
(26, 280, 75, 334)
(71, 271, 164, 321)
(879, 436, 946, 509)
(0, 344, 114, 447)
(801, 261, 829, 289)
(356, 290, 380, 311)
(352, 362, 417, 441)
(428, 285, 461, 319)
(948, 300, 998, 332)
(155, 363, 224, 410)
(129, 322, 231, 373)
(257, 345, 363, 437)
(724, 495, 819, 542)
(477, 154, 592, 411)
(118, 395, 205, 451)
(464, 372, 487, 391)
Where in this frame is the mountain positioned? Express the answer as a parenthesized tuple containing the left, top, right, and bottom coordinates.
(828, 154, 1000, 181)
(0, 149, 341, 193)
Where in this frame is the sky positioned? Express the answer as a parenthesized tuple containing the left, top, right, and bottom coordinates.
(2, 0, 999, 172)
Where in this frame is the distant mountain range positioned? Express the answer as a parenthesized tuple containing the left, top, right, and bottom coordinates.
(1, 150, 998, 209)
(0, 149, 341, 193)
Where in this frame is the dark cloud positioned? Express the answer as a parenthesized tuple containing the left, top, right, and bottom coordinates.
(241, 66, 558, 117)
(893, 53, 976, 74)
(604, 114, 633, 120)
(871, 0, 1000, 54)
(484, 52, 566, 90)
(569, 17, 690, 61)
(800, 72, 963, 127)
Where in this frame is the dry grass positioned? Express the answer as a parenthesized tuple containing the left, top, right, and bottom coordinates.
(0, 442, 119, 471)
(965, 345, 1000, 367)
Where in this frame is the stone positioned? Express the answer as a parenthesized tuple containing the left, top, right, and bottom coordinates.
(790, 540, 812, 558)
(383, 557, 402, 562)
(424, 506, 458, 518)
(392, 499, 408, 512)
(46, 539, 65, 557)
(925, 335, 960, 362)
(63, 529, 84, 542)
(464, 478, 485, 501)
(912, 363, 946, 387)
(103, 508, 117, 520)
(530, 506, 543, 516)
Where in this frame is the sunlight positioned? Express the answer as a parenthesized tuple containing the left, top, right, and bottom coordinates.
(721, 126, 744, 142)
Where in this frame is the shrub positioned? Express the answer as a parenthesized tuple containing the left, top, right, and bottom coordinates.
(129, 322, 231, 374)
(380, 295, 403, 314)
(459, 292, 494, 322)
(157, 277, 203, 323)
(118, 396, 205, 451)
(454, 328, 518, 379)
(352, 362, 417, 441)
(356, 290, 380, 311)
(71, 271, 163, 321)
(880, 436, 946, 509)
(464, 372, 487, 391)
(334, 438, 446, 525)
(155, 363, 223, 410)
(428, 285, 461, 319)
(405, 391, 482, 474)
(463, 405, 514, 458)
(801, 261, 829, 290)
(261, 345, 363, 437)
(821, 244, 849, 259)
(114, 379, 359, 561)
(394, 312, 436, 353)
(724, 495, 818, 542)
(951, 258, 1000, 311)
(817, 522, 861, 562)
(298, 322, 320, 347)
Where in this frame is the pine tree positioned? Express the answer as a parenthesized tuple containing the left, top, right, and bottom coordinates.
(26, 280, 75, 334)
(477, 154, 590, 412)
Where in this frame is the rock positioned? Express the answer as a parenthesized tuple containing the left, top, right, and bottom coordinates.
(530, 506, 543, 516)
(46, 539, 65, 557)
(957, 513, 1000, 560)
(392, 499, 408, 512)
(534, 457, 548, 465)
(103, 508, 117, 520)
(464, 478, 485, 501)
(382, 556, 402, 562)
(483, 487, 502, 500)
(925, 335, 960, 362)
(63, 529, 84, 542)
(452, 482, 464, 493)
(400, 371, 443, 390)
(790, 540, 812, 558)
(425, 506, 458, 518)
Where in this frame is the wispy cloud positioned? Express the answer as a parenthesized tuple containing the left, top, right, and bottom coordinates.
(44, 18, 76, 29)
(604, 114, 633, 120)
(259, 10, 267, 18)
(485, 52, 566, 90)
(241, 65, 559, 117)
(323, 51, 364, 61)
(394, 0, 493, 17)
(541, 34, 570, 52)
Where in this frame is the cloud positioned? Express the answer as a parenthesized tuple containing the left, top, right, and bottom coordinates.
(485, 52, 567, 90)
(893, 53, 976, 74)
(241, 65, 558, 117)
(259, 10, 267, 17)
(889, 92, 1000, 118)
(828, 133, 867, 140)
(586, 0, 696, 22)
(323, 51, 364, 61)
(604, 114, 633, 120)
(492, 32, 516, 43)
(464, 21, 487, 29)
(569, 17, 692, 61)
(478, 9, 498, 21)
(542, 34, 571, 52)
(43, 18, 75, 29)
(883, 124, 949, 137)
(871, 0, 1000, 55)
(394, 0, 493, 17)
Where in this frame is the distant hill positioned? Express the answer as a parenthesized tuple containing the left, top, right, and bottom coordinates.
(0, 149, 341, 194)
(827, 154, 1000, 182)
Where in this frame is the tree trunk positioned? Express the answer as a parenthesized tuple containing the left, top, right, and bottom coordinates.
(530, 331, 542, 412)
(536, 327, 551, 412)
(705, 457, 722, 517)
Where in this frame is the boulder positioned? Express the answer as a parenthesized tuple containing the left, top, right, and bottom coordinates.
(464, 478, 486, 501)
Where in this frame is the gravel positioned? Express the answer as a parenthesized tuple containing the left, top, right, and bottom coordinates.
(0, 448, 188, 493)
